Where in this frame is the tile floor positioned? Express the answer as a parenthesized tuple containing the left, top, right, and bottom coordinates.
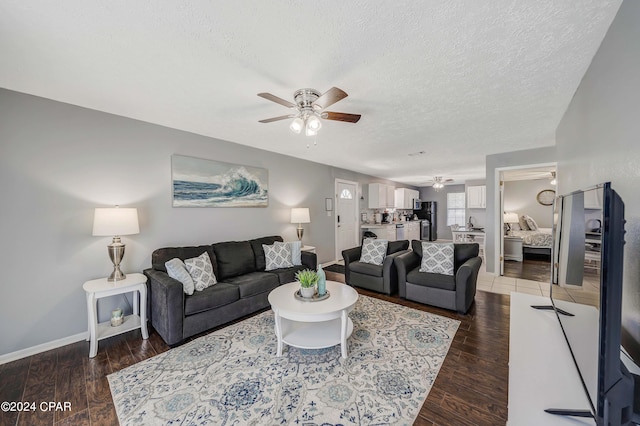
(477, 270, 599, 307)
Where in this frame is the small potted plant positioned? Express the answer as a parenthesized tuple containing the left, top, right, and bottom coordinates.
(296, 269, 319, 298)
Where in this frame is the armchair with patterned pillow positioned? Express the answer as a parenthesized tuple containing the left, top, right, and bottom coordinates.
(395, 240, 482, 314)
(342, 238, 410, 295)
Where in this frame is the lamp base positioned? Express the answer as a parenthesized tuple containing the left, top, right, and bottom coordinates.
(107, 238, 126, 282)
(296, 227, 304, 241)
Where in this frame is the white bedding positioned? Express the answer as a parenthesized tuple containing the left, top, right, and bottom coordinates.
(509, 227, 553, 248)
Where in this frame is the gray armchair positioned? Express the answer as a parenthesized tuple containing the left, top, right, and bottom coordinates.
(395, 241, 482, 314)
(342, 240, 410, 295)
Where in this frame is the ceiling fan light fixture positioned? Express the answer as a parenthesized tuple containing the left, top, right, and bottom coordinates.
(306, 115, 322, 132)
(289, 117, 304, 134)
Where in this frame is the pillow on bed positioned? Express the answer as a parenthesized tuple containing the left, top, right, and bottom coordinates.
(518, 215, 530, 231)
(523, 214, 539, 231)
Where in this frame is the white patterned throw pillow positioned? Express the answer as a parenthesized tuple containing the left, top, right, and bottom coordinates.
(263, 241, 294, 271)
(359, 238, 388, 266)
(420, 242, 454, 276)
(184, 252, 217, 291)
(165, 258, 196, 295)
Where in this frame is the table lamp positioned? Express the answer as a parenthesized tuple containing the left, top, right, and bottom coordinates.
(93, 206, 140, 281)
(504, 212, 519, 234)
(290, 208, 310, 241)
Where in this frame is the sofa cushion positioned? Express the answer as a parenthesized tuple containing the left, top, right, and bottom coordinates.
(165, 258, 195, 295)
(360, 238, 388, 265)
(269, 265, 309, 284)
(407, 269, 456, 291)
(152, 245, 217, 276)
(213, 240, 256, 280)
(223, 272, 280, 298)
(349, 261, 384, 278)
(184, 283, 240, 316)
(420, 242, 454, 275)
(264, 242, 294, 271)
(185, 252, 218, 291)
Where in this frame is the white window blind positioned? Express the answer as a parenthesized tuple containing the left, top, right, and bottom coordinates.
(447, 192, 466, 226)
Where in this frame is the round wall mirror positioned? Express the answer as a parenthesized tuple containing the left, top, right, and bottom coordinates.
(536, 189, 556, 206)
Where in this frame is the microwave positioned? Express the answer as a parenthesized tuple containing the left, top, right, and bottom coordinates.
(413, 199, 422, 210)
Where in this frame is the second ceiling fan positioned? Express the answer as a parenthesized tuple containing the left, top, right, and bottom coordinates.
(258, 87, 361, 136)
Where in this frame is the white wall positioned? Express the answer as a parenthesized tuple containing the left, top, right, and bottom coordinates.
(504, 179, 555, 228)
(0, 89, 401, 357)
(556, 0, 640, 363)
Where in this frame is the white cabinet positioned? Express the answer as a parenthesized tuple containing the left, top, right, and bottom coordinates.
(467, 185, 486, 209)
(394, 188, 420, 209)
(382, 226, 396, 241)
(406, 221, 421, 241)
(584, 188, 602, 209)
(368, 183, 396, 208)
(504, 236, 523, 262)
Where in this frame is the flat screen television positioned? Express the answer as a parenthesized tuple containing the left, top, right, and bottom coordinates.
(547, 182, 637, 425)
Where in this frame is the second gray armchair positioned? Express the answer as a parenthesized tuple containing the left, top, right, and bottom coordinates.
(395, 240, 482, 314)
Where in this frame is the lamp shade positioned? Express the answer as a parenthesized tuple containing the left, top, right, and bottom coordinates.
(93, 207, 140, 236)
(290, 208, 310, 224)
(503, 212, 519, 224)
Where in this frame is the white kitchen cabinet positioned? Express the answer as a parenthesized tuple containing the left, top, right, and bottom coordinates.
(394, 188, 421, 209)
(368, 183, 396, 208)
(406, 221, 421, 241)
(386, 185, 395, 208)
(382, 225, 396, 241)
(467, 185, 486, 209)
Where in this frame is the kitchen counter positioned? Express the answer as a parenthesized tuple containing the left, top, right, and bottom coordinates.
(360, 221, 421, 228)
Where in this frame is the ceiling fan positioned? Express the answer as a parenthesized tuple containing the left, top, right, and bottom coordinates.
(429, 176, 454, 191)
(258, 87, 361, 136)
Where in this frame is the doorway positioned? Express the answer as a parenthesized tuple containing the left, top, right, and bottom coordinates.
(499, 165, 556, 280)
(335, 179, 359, 261)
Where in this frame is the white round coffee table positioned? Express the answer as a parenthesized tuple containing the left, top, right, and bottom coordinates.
(268, 280, 359, 358)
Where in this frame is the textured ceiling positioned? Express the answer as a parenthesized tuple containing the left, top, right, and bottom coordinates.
(0, 1, 622, 186)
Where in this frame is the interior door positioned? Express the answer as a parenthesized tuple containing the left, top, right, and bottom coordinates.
(336, 180, 358, 261)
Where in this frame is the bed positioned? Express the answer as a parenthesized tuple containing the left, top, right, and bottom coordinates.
(508, 227, 553, 256)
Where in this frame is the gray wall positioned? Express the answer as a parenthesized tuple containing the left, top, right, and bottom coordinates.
(0, 88, 399, 356)
(420, 184, 466, 241)
(485, 146, 557, 273)
(556, 0, 640, 362)
(504, 179, 555, 228)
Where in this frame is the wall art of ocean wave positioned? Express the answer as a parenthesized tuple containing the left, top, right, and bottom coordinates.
(172, 168, 268, 207)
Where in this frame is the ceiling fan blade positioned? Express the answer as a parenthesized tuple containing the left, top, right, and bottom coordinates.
(259, 114, 295, 123)
(313, 87, 348, 109)
(323, 111, 361, 123)
(257, 93, 296, 108)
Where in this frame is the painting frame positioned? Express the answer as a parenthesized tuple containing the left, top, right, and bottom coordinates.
(171, 154, 269, 208)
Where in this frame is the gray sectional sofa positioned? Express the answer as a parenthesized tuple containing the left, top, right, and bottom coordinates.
(143, 235, 317, 346)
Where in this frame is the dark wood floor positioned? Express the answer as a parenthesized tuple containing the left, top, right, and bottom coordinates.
(0, 272, 510, 426)
(503, 254, 551, 282)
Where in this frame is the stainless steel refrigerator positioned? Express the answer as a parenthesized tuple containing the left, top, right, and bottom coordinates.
(413, 201, 437, 241)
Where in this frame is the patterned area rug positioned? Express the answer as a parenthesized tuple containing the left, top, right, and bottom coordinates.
(108, 295, 459, 425)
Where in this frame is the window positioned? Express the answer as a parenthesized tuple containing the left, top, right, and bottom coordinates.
(340, 188, 353, 199)
(447, 192, 466, 226)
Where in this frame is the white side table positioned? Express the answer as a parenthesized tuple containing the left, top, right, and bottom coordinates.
(83, 272, 148, 358)
(301, 245, 316, 253)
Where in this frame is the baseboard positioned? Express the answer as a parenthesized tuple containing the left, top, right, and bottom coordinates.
(0, 331, 88, 365)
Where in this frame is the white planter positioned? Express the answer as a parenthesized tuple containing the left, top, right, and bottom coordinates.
(300, 286, 316, 298)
